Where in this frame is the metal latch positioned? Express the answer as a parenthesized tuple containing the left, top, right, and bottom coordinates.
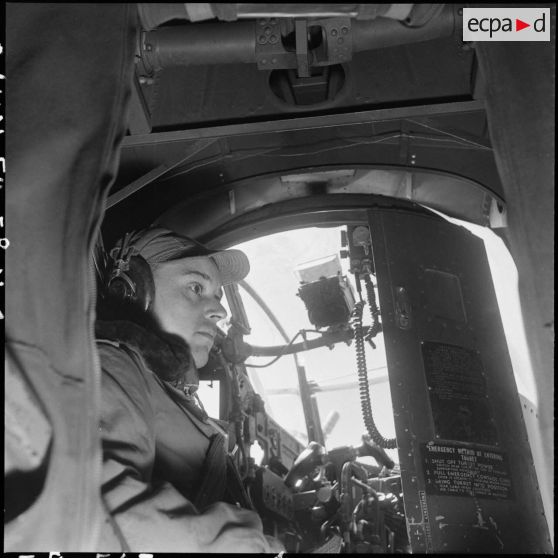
(394, 286, 412, 330)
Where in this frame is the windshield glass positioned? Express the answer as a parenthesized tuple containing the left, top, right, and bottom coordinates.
(228, 226, 398, 465)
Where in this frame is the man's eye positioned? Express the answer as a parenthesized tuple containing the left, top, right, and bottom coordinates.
(188, 282, 203, 296)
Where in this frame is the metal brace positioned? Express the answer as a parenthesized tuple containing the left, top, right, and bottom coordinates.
(313, 17, 353, 67)
(295, 19, 310, 77)
(255, 16, 353, 73)
(255, 17, 295, 71)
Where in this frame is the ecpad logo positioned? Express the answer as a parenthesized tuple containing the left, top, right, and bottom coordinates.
(463, 8, 550, 42)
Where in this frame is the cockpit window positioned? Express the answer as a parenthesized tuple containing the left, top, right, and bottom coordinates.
(227, 226, 398, 465)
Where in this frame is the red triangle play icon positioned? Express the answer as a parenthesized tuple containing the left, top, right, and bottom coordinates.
(516, 18, 530, 31)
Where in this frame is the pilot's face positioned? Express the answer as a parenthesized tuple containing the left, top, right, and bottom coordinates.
(151, 256, 227, 367)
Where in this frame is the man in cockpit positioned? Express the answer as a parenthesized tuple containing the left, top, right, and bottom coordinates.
(96, 227, 282, 552)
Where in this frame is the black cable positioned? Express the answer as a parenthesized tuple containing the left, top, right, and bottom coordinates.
(364, 274, 383, 347)
(350, 301, 397, 449)
(244, 330, 305, 368)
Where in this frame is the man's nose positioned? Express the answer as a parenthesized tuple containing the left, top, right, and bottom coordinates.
(207, 298, 227, 322)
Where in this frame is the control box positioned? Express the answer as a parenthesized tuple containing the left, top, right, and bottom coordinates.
(254, 467, 295, 522)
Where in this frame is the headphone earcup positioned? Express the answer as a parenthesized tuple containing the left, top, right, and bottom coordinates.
(106, 254, 155, 311)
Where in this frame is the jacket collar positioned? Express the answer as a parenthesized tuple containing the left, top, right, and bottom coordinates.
(95, 318, 199, 391)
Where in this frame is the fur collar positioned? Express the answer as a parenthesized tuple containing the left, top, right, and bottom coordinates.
(96, 318, 198, 390)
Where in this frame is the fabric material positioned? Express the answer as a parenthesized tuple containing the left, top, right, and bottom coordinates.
(98, 338, 215, 509)
(476, 12, 555, 424)
(96, 323, 276, 551)
(114, 227, 250, 286)
(5, 4, 138, 551)
(96, 319, 199, 390)
(475, 13, 555, 537)
(194, 433, 228, 510)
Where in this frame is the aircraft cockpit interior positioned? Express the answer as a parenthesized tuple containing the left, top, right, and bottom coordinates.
(4, 3, 554, 554)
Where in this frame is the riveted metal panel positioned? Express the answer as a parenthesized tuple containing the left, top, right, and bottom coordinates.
(368, 207, 551, 553)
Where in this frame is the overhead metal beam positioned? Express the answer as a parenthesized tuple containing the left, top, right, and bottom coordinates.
(121, 99, 486, 149)
(127, 75, 152, 135)
(106, 138, 216, 209)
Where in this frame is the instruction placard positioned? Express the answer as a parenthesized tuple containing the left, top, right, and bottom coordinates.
(421, 442, 513, 500)
(422, 341, 498, 445)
